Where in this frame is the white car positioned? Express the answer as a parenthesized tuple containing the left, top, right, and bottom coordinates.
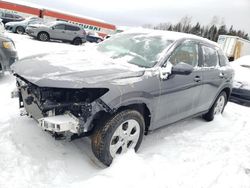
(230, 55, 250, 105)
(0, 18, 4, 35)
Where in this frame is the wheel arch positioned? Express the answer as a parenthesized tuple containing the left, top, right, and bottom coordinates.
(208, 86, 232, 110)
(90, 101, 152, 135)
(73, 36, 81, 41)
(117, 103, 151, 134)
(222, 87, 231, 101)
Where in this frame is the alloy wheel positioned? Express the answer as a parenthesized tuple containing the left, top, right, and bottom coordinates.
(214, 95, 225, 115)
(109, 119, 140, 158)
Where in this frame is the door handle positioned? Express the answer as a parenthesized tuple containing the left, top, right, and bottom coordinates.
(62, 31, 65, 33)
(194, 76, 201, 82)
(219, 72, 225, 78)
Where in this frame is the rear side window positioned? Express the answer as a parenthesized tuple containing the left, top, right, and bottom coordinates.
(65, 25, 80, 31)
(218, 49, 229, 66)
(201, 46, 219, 67)
(169, 41, 199, 67)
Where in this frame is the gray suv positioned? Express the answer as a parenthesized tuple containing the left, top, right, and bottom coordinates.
(12, 29, 234, 166)
(0, 35, 18, 74)
(26, 21, 86, 45)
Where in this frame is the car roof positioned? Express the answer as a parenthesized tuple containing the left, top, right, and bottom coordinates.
(122, 28, 219, 47)
(53, 21, 81, 27)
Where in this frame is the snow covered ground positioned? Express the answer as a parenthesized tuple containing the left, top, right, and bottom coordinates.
(0, 33, 250, 188)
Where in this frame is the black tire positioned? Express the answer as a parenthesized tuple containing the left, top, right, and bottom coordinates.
(202, 91, 227, 121)
(37, 32, 50, 41)
(15, 26, 25, 34)
(91, 110, 145, 166)
(72, 38, 82, 45)
(96, 39, 102, 43)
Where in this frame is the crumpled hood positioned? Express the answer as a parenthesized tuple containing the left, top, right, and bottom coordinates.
(12, 49, 145, 88)
(28, 23, 48, 28)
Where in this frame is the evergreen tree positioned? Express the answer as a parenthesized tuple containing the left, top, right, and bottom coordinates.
(143, 16, 249, 42)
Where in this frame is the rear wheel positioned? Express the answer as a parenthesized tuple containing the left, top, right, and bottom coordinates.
(37, 32, 50, 41)
(91, 110, 145, 166)
(15, 26, 25, 34)
(203, 91, 227, 121)
(72, 38, 82, 45)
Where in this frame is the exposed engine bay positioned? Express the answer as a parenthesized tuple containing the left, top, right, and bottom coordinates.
(14, 75, 111, 140)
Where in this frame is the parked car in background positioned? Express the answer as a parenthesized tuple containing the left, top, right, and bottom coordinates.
(0, 35, 18, 74)
(5, 17, 43, 34)
(86, 32, 103, 43)
(230, 55, 250, 105)
(26, 21, 86, 45)
(12, 29, 233, 166)
(0, 19, 4, 35)
(0, 11, 24, 24)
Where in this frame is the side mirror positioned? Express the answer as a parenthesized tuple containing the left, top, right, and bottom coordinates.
(172, 62, 193, 75)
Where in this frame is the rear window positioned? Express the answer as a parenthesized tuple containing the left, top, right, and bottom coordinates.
(201, 45, 219, 67)
(65, 25, 80, 31)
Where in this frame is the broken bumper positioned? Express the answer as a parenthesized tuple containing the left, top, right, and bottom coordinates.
(38, 113, 80, 133)
(12, 77, 109, 136)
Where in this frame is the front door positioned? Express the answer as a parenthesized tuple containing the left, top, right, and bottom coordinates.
(50, 24, 66, 40)
(154, 41, 203, 129)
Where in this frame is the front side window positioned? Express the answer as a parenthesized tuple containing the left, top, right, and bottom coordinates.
(202, 46, 219, 67)
(168, 42, 199, 67)
(54, 24, 65, 30)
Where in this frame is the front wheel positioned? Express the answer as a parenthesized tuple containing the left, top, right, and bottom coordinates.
(37, 32, 50, 41)
(16, 26, 25, 34)
(91, 110, 145, 166)
(203, 91, 227, 121)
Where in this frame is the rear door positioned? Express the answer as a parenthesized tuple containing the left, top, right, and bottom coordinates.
(198, 44, 225, 111)
(64, 24, 81, 41)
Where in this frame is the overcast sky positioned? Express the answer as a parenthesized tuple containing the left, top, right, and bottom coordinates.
(12, 0, 250, 34)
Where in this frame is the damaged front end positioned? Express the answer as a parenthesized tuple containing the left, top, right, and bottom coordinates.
(13, 76, 111, 140)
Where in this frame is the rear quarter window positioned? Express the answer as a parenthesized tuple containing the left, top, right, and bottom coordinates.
(218, 49, 229, 66)
(201, 45, 219, 67)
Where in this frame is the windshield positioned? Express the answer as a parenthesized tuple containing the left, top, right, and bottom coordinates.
(97, 33, 173, 68)
(46, 21, 58, 27)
